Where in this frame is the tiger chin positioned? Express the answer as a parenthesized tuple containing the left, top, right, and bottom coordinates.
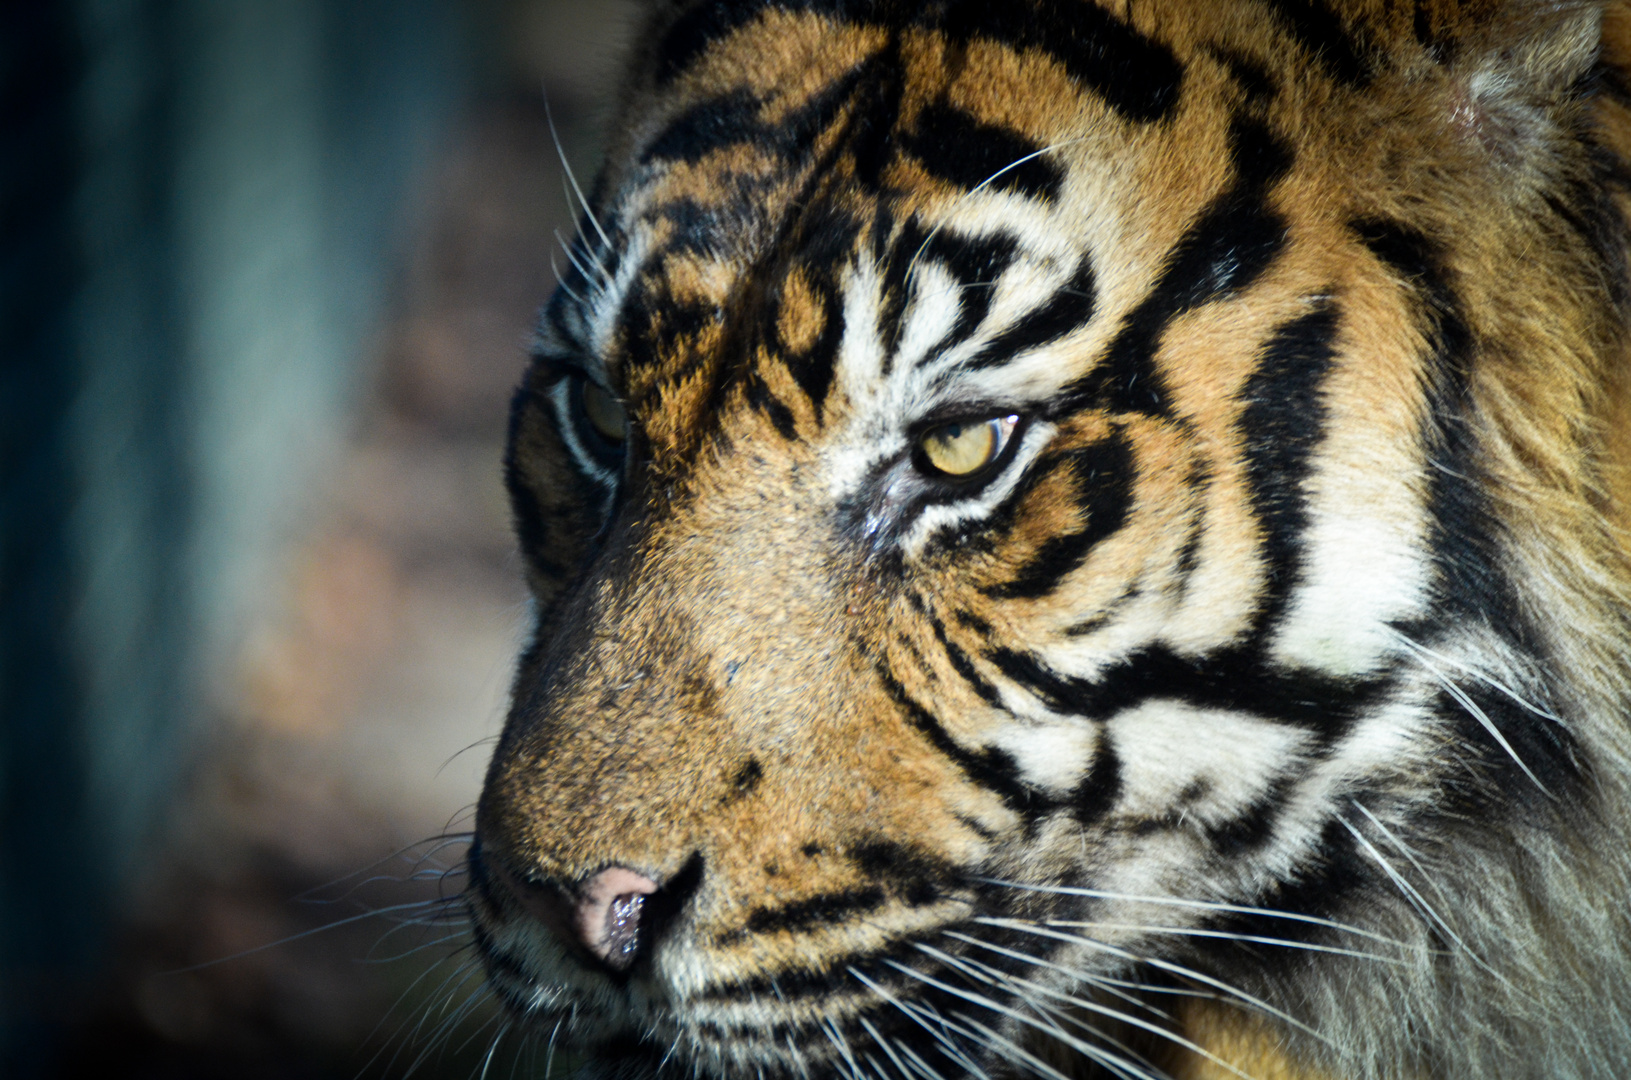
(466, 1, 1631, 1078)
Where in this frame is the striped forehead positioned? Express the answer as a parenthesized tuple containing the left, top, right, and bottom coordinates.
(561, 2, 1228, 424)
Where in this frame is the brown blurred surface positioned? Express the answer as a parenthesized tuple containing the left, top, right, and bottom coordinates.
(55, 76, 617, 1080)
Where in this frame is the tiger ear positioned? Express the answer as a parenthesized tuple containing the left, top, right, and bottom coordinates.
(1420, 1, 1609, 158)
(1447, 0, 1606, 92)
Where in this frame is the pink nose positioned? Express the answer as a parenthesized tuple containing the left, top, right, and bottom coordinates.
(574, 866, 660, 970)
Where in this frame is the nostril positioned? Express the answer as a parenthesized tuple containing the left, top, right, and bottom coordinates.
(486, 854, 702, 976)
(574, 867, 660, 971)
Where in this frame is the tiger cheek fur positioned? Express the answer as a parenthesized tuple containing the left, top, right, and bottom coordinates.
(472, 3, 1631, 1080)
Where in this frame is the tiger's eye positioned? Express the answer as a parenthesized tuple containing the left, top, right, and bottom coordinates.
(918, 415, 1018, 478)
(581, 380, 627, 443)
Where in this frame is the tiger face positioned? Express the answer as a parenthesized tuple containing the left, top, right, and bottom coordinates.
(472, 2, 1631, 1079)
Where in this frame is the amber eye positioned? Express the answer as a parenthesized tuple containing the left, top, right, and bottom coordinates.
(917, 415, 1020, 479)
(579, 379, 627, 444)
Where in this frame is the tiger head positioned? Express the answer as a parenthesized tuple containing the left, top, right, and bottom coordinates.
(471, 2, 1631, 1078)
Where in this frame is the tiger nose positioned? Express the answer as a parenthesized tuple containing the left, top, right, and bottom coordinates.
(574, 866, 660, 970)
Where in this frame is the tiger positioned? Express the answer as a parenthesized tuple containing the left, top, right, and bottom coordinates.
(466, 1, 1631, 1078)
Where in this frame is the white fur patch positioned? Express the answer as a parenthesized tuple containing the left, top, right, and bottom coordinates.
(986, 719, 1099, 794)
(1110, 700, 1312, 822)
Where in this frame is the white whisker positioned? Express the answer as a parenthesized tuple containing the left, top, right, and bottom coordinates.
(933, 934, 1261, 1080)
(1038, 921, 1409, 965)
(1389, 632, 1554, 795)
(975, 878, 1417, 950)
(903, 139, 1089, 289)
(910, 945, 1182, 1080)
(846, 967, 993, 1080)
(546, 97, 615, 269)
(973, 918, 1332, 1048)
(550, 251, 590, 307)
(884, 958, 1162, 1080)
(1337, 812, 1518, 994)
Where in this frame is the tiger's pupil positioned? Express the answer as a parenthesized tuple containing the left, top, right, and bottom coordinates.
(581, 380, 626, 443)
(918, 416, 1015, 477)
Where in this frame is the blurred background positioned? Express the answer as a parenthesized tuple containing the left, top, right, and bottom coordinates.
(1, 1, 637, 1075)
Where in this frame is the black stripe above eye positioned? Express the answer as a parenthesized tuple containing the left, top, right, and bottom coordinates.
(655, 0, 864, 84)
(641, 90, 764, 163)
(967, 255, 1097, 370)
(1064, 117, 1293, 416)
(935, 0, 1184, 124)
(902, 102, 1064, 200)
(1261, 0, 1371, 86)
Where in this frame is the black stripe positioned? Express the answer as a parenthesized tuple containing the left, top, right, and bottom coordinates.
(848, 839, 963, 907)
(1431, 680, 1581, 798)
(847, 33, 908, 190)
(1063, 582, 1138, 636)
(505, 378, 571, 580)
(1350, 220, 1526, 639)
(1262, 0, 1371, 85)
(985, 647, 1099, 714)
(951, 609, 994, 637)
(641, 89, 763, 163)
(1063, 118, 1292, 417)
(741, 886, 887, 934)
(655, 0, 863, 84)
(902, 101, 1063, 200)
(930, 613, 1003, 706)
(984, 432, 1135, 599)
(776, 272, 845, 417)
(1237, 302, 1341, 630)
(1411, 4, 1456, 65)
(1070, 737, 1121, 824)
(1202, 773, 1297, 854)
(937, 0, 1184, 124)
(878, 221, 1018, 371)
(646, 59, 874, 169)
(968, 255, 1097, 369)
(1208, 45, 1278, 102)
(986, 643, 1388, 739)
(744, 370, 798, 438)
(876, 661, 1050, 818)
(918, 229, 1020, 353)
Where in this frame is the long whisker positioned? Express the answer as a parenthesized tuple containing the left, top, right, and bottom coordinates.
(1388, 628, 1562, 722)
(546, 97, 615, 265)
(907, 946, 1178, 1080)
(550, 251, 591, 307)
(976, 878, 1417, 950)
(846, 967, 994, 1080)
(927, 937, 1257, 1080)
(356, 947, 475, 1078)
(1347, 799, 1455, 911)
(973, 918, 1332, 1048)
(557, 228, 611, 296)
(820, 1014, 871, 1080)
(478, 1019, 513, 1080)
(1389, 633, 1553, 795)
(1036, 921, 1409, 965)
(883, 958, 1160, 1080)
(1336, 813, 1518, 995)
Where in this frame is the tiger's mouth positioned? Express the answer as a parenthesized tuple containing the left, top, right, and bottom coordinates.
(463, 831, 1314, 1080)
